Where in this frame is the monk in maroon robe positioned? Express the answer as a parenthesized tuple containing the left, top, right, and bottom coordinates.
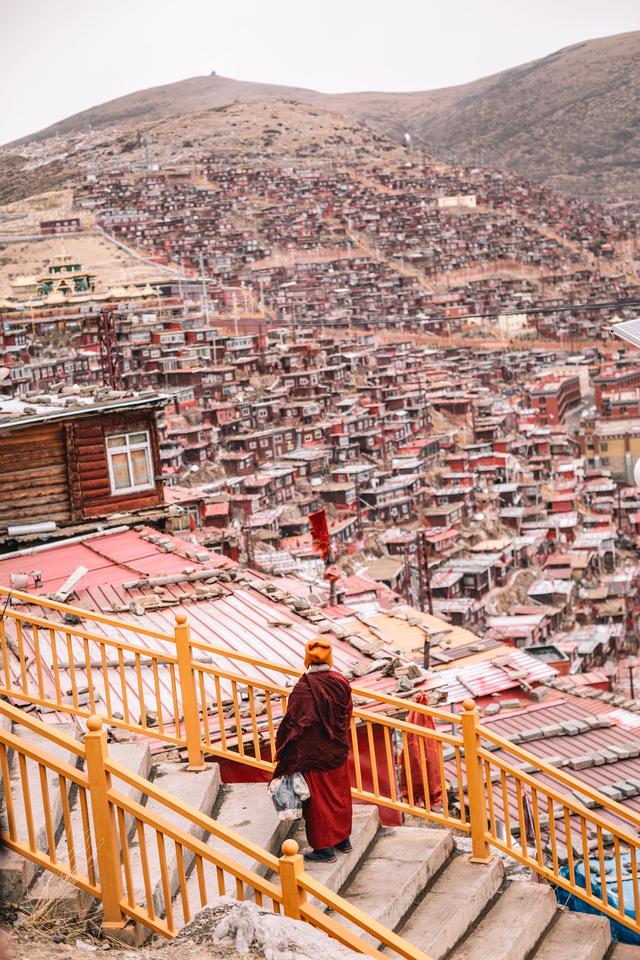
(274, 638, 353, 863)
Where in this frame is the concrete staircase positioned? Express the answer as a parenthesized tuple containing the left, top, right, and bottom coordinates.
(4, 728, 640, 959)
(291, 811, 640, 960)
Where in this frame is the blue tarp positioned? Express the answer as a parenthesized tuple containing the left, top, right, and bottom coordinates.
(557, 854, 640, 945)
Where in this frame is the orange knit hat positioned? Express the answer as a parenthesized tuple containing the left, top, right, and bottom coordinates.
(304, 637, 334, 669)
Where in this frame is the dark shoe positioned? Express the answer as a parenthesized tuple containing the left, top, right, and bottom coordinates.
(304, 847, 337, 863)
(335, 838, 352, 853)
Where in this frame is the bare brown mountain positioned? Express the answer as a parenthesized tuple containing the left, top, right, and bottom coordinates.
(5, 30, 640, 198)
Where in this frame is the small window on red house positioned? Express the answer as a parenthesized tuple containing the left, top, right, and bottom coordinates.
(106, 431, 154, 495)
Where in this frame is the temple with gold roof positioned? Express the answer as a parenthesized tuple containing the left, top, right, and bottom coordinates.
(9, 253, 97, 302)
(2, 251, 157, 315)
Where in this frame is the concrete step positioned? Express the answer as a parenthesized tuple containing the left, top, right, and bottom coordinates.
(27, 740, 152, 915)
(610, 945, 640, 958)
(449, 881, 557, 960)
(328, 826, 454, 947)
(293, 805, 380, 902)
(108, 740, 153, 841)
(0, 722, 81, 901)
(172, 780, 294, 928)
(532, 911, 610, 960)
(210, 781, 292, 877)
(397, 853, 504, 960)
(126, 762, 220, 923)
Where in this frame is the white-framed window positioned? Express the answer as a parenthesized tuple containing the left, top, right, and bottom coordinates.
(106, 431, 154, 495)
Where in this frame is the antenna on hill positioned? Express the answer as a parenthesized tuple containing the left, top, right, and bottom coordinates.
(142, 135, 155, 171)
(85, 122, 98, 182)
(230, 291, 239, 337)
(198, 251, 210, 324)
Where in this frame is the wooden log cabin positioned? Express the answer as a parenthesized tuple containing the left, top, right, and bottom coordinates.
(0, 394, 167, 535)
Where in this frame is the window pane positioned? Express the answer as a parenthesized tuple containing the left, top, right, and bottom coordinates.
(111, 452, 132, 489)
(129, 432, 148, 445)
(107, 435, 126, 449)
(131, 448, 151, 486)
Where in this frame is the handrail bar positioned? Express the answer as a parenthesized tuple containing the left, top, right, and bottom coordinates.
(0, 693, 185, 745)
(351, 708, 463, 745)
(0, 726, 87, 786)
(477, 726, 640, 832)
(0, 699, 86, 756)
(1, 607, 180, 662)
(0, 699, 280, 871)
(109, 784, 283, 899)
(298, 903, 390, 960)
(105, 759, 280, 871)
(478, 745, 640, 841)
(0, 586, 174, 642)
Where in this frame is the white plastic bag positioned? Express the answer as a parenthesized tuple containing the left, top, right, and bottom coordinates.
(268, 772, 310, 821)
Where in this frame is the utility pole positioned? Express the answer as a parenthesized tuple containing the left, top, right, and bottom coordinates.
(618, 484, 625, 532)
(198, 251, 210, 324)
(243, 518, 255, 569)
(232, 291, 239, 337)
(177, 257, 185, 304)
(96, 310, 124, 389)
(402, 546, 413, 605)
(416, 530, 433, 615)
(355, 473, 364, 538)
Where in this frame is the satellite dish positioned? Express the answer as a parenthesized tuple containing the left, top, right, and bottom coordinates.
(634, 458, 640, 489)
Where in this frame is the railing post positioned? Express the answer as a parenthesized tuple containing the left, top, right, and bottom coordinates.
(279, 839, 307, 920)
(84, 715, 125, 931)
(461, 698, 492, 863)
(174, 612, 206, 770)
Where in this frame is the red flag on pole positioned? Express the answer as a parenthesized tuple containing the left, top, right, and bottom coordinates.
(309, 509, 331, 561)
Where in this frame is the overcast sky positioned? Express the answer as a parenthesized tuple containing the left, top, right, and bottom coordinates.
(1, 0, 638, 145)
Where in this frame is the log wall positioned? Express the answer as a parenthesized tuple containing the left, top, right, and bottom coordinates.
(68, 411, 164, 518)
(0, 423, 72, 529)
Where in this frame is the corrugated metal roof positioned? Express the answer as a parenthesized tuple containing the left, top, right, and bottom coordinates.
(0, 529, 369, 733)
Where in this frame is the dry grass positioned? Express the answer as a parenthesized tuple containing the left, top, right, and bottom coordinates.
(16, 873, 92, 944)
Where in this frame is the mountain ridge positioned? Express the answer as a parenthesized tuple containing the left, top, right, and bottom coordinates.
(5, 30, 640, 198)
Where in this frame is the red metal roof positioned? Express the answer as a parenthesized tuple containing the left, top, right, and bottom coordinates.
(0, 529, 370, 729)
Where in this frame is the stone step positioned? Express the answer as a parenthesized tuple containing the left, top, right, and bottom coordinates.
(292, 805, 380, 903)
(328, 826, 454, 947)
(449, 881, 557, 960)
(126, 762, 220, 924)
(27, 740, 152, 914)
(172, 780, 294, 928)
(609, 944, 640, 958)
(0, 722, 81, 901)
(397, 854, 504, 960)
(108, 740, 154, 840)
(532, 911, 610, 960)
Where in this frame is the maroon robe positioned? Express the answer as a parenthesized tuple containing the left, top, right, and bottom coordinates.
(275, 669, 353, 850)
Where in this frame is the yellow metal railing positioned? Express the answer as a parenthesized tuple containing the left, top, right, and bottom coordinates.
(475, 706, 640, 928)
(2, 587, 640, 939)
(0, 700, 429, 960)
(0, 588, 464, 830)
